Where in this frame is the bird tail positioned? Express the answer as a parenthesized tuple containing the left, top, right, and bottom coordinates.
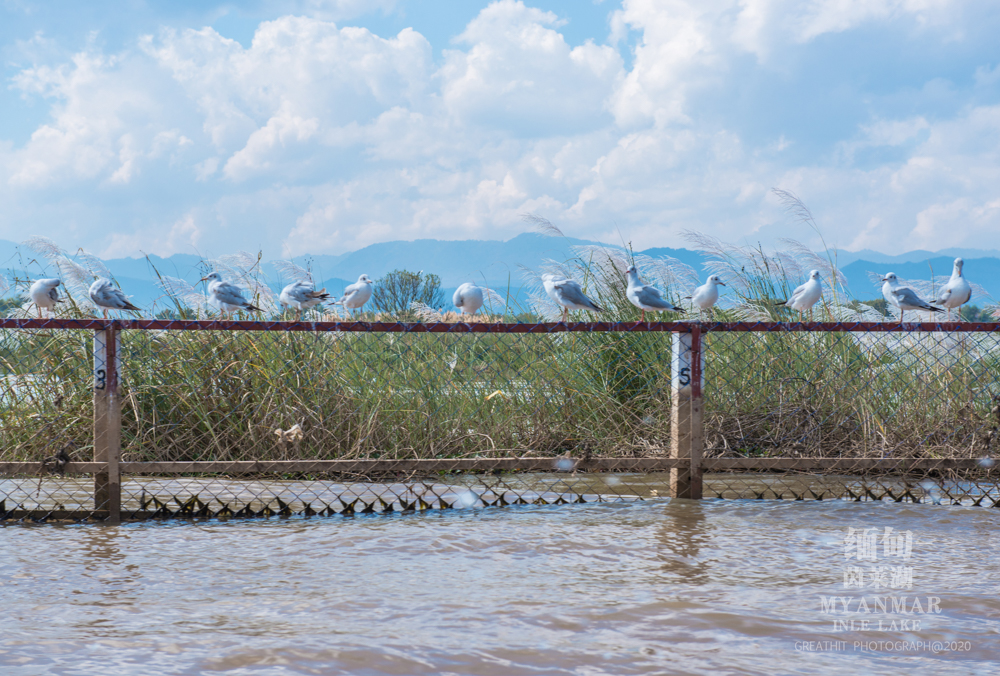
(123, 301, 142, 312)
(775, 300, 788, 306)
(246, 303, 263, 312)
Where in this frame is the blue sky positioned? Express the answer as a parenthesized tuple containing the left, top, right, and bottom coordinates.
(2, 0, 999, 259)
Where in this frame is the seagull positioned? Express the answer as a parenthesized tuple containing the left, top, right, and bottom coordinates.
(200, 271, 262, 316)
(881, 272, 943, 322)
(541, 273, 604, 322)
(278, 280, 330, 319)
(776, 269, 823, 321)
(453, 282, 485, 318)
(687, 275, 726, 316)
(933, 258, 972, 320)
(624, 265, 683, 322)
(29, 278, 63, 318)
(89, 278, 141, 319)
(335, 274, 374, 318)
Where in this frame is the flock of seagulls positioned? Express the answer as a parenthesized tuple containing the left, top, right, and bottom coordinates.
(23, 257, 976, 323)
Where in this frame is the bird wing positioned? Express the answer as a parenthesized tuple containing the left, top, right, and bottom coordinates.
(935, 285, 953, 304)
(214, 282, 250, 306)
(554, 280, 603, 312)
(892, 286, 938, 310)
(786, 280, 809, 304)
(635, 285, 677, 311)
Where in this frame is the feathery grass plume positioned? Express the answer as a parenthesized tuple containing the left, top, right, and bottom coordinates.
(410, 301, 443, 322)
(75, 250, 113, 280)
(207, 250, 277, 313)
(272, 260, 312, 283)
(772, 188, 848, 297)
(778, 237, 848, 289)
(21, 237, 64, 262)
(521, 213, 564, 237)
(54, 256, 96, 309)
(158, 276, 208, 314)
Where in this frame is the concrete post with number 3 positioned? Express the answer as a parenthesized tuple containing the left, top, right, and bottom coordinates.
(671, 328, 704, 499)
(94, 327, 122, 522)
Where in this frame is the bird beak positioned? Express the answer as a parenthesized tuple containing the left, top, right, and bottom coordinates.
(199, 277, 209, 282)
(881, 277, 888, 282)
(718, 282, 726, 286)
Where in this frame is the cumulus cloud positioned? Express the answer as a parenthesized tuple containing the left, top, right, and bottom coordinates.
(1, 0, 999, 261)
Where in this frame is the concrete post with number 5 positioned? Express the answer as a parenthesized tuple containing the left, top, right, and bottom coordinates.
(671, 329, 704, 499)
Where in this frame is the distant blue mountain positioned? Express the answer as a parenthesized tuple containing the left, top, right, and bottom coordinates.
(1, 235, 997, 310)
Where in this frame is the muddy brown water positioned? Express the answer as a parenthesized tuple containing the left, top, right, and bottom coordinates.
(1, 499, 998, 674)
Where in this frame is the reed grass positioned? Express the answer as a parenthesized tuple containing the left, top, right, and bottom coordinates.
(4, 208, 1000, 464)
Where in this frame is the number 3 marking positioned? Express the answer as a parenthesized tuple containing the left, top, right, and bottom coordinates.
(95, 368, 107, 390)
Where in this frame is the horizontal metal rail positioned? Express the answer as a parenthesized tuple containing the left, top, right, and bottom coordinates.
(4, 318, 1000, 332)
(1, 457, 991, 476)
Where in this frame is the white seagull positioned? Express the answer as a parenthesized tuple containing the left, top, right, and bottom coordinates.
(453, 282, 485, 318)
(335, 274, 374, 317)
(624, 265, 683, 322)
(200, 272, 262, 316)
(541, 273, 604, 322)
(89, 278, 141, 319)
(687, 275, 726, 316)
(279, 280, 330, 318)
(29, 278, 63, 318)
(881, 272, 942, 322)
(933, 258, 972, 320)
(777, 269, 823, 321)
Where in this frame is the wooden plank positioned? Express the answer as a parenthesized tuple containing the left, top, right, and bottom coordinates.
(1, 457, 989, 475)
(702, 458, 990, 471)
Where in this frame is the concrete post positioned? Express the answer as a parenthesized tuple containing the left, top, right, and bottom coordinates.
(94, 325, 122, 522)
(671, 326, 704, 499)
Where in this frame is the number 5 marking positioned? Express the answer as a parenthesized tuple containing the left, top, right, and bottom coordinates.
(678, 366, 691, 386)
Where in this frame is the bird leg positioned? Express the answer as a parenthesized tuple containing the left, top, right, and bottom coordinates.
(38, 307, 43, 319)
(562, 308, 568, 323)
(641, 310, 646, 323)
(798, 310, 803, 322)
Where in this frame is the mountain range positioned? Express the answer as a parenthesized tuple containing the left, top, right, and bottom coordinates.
(2, 234, 997, 310)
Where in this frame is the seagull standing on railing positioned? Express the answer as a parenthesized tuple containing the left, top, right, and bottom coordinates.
(933, 258, 972, 321)
(625, 265, 683, 322)
(200, 271, 262, 316)
(881, 272, 943, 322)
(453, 282, 484, 318)
(334, 274, 373, 318)
(541, 273, 604, 323)
(687, 275, 725, 317)
(279, 280, 330, 319)
(776, 270, 823, 321)
(29, 278, 63, 318)
(89, 278, 141, 319)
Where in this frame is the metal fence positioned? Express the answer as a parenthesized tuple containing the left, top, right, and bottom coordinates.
(2, 318, 999, 523)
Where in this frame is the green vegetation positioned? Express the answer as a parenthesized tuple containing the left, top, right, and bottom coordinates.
(371, 269, 444, 319)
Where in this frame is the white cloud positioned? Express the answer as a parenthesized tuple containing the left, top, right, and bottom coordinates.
(1, 0, 999, 262)
(441, 0, 622, 135)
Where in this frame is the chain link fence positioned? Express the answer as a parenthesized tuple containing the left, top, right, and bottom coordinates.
(2, 318, 999, 522)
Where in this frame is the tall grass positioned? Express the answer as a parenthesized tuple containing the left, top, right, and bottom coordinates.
(4, 203, 1000, 464)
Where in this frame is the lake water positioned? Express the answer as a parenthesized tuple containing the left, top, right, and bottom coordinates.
(1, 499, 998, 675)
